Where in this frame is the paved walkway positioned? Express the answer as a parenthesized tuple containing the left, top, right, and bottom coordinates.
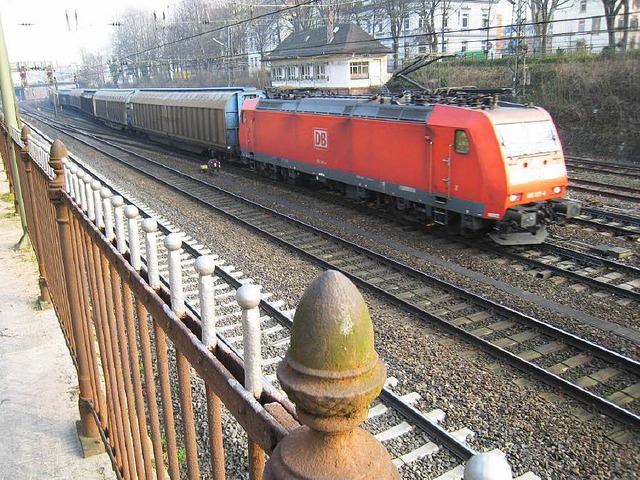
(0, 170, 116, 480)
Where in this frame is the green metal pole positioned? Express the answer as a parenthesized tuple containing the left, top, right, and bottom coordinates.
(0, 10, 29, 249)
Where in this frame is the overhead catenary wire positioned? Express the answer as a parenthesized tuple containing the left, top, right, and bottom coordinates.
(102, 12, 639, 66)
(61, 2, 639, 74)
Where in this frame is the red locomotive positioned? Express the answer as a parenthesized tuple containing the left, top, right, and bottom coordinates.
(239, 94, 579, 245)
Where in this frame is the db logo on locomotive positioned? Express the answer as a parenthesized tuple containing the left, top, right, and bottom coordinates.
(313, 129, 328, 150)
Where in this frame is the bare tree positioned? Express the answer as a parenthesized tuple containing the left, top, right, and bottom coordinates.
(111, 7, 162, 83)
(381, 0, 409, 69)
(277, 0, 322, 32)
(328, 0, 362, 24)
(411, 0, 443, 53)
(600, 0, 630, 49)
(77, 52, 108, 87)
(163, 0, 223, 78)
(529, 0, 572, 55)
(249, 5, 282, 66)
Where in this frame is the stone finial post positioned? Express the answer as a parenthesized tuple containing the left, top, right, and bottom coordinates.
(265, 270, 399, 480)
(464, 451, 513, 480)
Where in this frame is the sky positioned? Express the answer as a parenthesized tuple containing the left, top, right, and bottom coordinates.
(1, 0, 176, 67)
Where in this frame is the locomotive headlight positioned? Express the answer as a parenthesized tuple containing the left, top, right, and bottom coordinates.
(509, 193, 522, 202)
(552, 186, 562, 194)
(520, 212, 537, 229)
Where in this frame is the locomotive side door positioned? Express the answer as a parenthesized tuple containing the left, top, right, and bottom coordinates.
(448, 129, 470, 199)
(425, 128, 435, 194)
(426, 126, 453, 201)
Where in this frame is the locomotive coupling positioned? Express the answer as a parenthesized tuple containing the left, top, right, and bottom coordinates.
(503, 206, 539, 229)
(550, 199, 581, 218)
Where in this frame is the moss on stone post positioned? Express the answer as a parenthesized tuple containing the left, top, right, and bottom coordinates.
(265, 270, 399, 479)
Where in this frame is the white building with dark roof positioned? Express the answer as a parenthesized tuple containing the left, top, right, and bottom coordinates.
(551, 0, 640, 53)
(267, 23, 393, 93)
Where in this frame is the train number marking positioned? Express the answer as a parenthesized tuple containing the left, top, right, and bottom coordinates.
(313, 129, 328, 150)
(526, 190, 547, 199)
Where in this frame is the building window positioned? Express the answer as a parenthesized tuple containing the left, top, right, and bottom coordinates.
(286, 65, 299, 80)
(580, 0, 587, 12)
(378, 23, 384, 33)
(462, 13, 469, 28)
(273, 66, 285, 81)
(418, 15, 425, 28)
(461, 41, 468, 52)
(301, 64, 313, 80)
(443, 16, 448, 28)
(418, 43, 427, 53)
(442, 40, 448, 52)
(482, 12, 489, 28)
(578, 19, 585, 33)
(592, 17, 601, 32)
(349, 61, 369, 79)
(315, 62, 328, 80)
(404, 17, 410, 30)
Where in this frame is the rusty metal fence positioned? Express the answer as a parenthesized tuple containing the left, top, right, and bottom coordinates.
(1, 124, 300, 479)
(0, 118, 519, 480)
(0, 121, 412, 480)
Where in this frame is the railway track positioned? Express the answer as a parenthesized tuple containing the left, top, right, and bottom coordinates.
(23, 116, 550, 479)
(23, 114, 640, 433)
(566, 156, 640, 179)
(570, 207, 640, 240)
(500, 241, 640, 301)
(569, 178, 640, 202)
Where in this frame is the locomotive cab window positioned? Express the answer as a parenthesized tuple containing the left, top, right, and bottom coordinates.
(454, 130, 470, 154)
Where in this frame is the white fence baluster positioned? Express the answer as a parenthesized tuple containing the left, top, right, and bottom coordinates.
(112, 195, 126, 254)
(101, 188, 114, 241)
(195, 255, 218, 348)
(164, 233, 185, 316)
(92, 180, 103, 227)
(141, 218, 160, 289)
(464, 451, 513, 480)
(237, 284, 262, 398)
(125, 205, 141, 271)
(84, 173, 95, 220)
